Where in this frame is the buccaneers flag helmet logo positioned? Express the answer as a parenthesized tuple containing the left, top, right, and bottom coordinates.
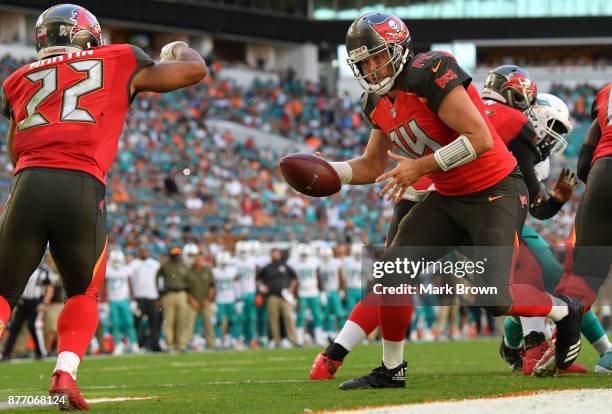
(70, 6, 102, 44)
(369, 16, 409, 44)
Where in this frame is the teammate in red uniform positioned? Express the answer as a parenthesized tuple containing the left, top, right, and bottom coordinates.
(0, 4, 206, 410)
(312, 12, 582, 389)
(534, 81, 612, 374)
(572, 81, 612, 291)
(480, 67, 591, 375)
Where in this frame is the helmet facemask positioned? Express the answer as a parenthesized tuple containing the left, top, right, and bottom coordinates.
(347, 41, 409, 96)
(538, 118, 569, 157)
(528, 105, 571, 159)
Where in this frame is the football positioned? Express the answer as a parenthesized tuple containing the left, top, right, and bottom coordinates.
(279, 153, 342, 197)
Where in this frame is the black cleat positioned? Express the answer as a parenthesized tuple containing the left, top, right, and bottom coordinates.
(554, 295, 583, 370)
(499, 336, 523, 372)
(339, 361, 407, 390)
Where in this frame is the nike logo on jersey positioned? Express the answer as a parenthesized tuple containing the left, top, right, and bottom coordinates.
(431, 60, 442, 73)
(488, 195, 504, 202)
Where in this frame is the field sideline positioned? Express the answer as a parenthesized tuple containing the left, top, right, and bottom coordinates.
(0, 339, 609, 413)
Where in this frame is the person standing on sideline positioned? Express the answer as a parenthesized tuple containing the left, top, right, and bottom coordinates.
(187, 255, 216, 350)
(256, 249, 299, 348)
(157, 246, 191, 352)
(2, 258, 53, 360)
(128, 247, 162, 351)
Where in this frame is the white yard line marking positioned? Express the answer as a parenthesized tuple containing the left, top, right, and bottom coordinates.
(317, 389, 612, 414)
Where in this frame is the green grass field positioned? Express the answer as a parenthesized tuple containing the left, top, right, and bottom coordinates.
(0, 339, 609, 413)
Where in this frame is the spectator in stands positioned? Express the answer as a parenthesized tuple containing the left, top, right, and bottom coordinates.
(185, 190, 204, 211)
(256, 249, 298, 348)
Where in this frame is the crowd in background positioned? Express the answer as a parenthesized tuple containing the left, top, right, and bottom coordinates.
(0, 53, 610, 359)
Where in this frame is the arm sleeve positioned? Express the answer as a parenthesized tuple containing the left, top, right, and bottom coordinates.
(413, 54, 472, 114)
(591, 96, 599, 120)
(577, 144, 596, 183)
(508, 138, 563, 219)
(507, 139, 541, 203)
(1, 85, 12, 120)
(127, 45, 155, 103)
(514, 119, 538, 146)
(577, 119, 602, 183)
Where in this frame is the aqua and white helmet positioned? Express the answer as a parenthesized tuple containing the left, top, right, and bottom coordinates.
(215, 251, 232, 266)
(295, 243, 313, 258)
(319, 246, 333, 262)
(528, 93, 572, 158)
(109, 249, 126, 267)
(235, 241, 249, 258)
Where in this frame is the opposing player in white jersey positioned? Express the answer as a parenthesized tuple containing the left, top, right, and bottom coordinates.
(235, 241, 259, 348)
(343, 244, 364, 312)
(213, 252, 240, 348)
(289, 243, 324, 345)
(105, 249, 140, 355)
(318, 246, 346, 339)
(247, 240, 270, 346)
(249, 240, 268, 268)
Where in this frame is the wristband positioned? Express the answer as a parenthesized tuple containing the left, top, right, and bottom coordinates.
(434, 135, 477, 171)
(330, 161, 353, 184)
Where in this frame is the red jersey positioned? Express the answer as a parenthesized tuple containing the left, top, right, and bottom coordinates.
(591, 82, 612, 163)
(0, 44, 154, 184)
(361, 51, 516, 196)
(482, 99, 536, 146)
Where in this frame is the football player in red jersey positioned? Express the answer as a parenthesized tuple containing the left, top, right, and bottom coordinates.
(0, 4, 206, 410)
(310, 178, 431, 380)
(480, 68, 592, 375)
(311, 12, 582, 389)
(534, 82, 612, 375)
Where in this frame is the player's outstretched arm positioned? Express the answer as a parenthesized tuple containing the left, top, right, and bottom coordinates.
(577, 119, 601, 183)
(329, 128, 391, 185)
(131, 42, 207, 94)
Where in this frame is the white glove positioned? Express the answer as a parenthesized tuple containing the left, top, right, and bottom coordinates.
(534, 158, 550, 182)
(130, 300, 141, 317)
(160, 41, 189, 61)
(281, 289, 295, 307)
